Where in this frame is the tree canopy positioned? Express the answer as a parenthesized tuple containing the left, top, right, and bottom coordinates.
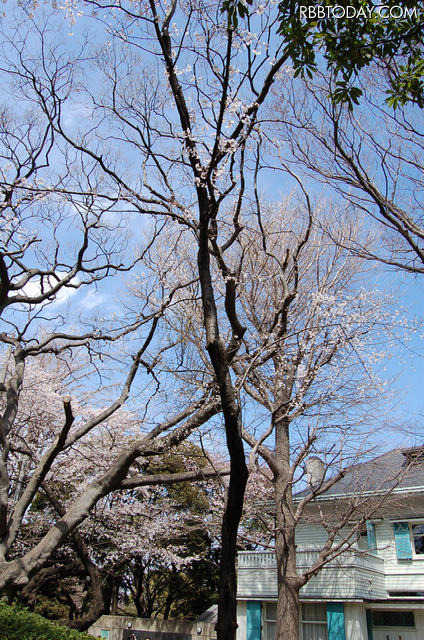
(224, 0, 424, 108)
(0, 3, 422, 640)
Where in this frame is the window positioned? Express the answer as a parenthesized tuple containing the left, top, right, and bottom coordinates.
(358, 521, 377, 552)
(366, 521, 377, 552)
(411, 524, 424, 554)
(264, 603, 276, 640)
(262, 603, 329, 640)
(301, 603, 328, 640)
(372, 610, 415, 628)
(358, 530, 369, 551)
(388, 591, 424, 597)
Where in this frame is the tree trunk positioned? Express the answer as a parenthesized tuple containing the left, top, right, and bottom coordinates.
(275, 489, 302, 640)
(163, 566, 176, 620)
(215, 438, 248, 640)
(273, 406, 303, 640)
(197, 198, 249, 640)
(110, 582, 119, 615)
(276, 575, 301, 640)
(133, 565, 145, 618)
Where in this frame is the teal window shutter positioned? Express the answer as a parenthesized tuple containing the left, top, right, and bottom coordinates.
(327, 603, 346, 640)
(246, 601, 262, 640)
(366, 610, 374, 640)
(100, 631, 109, 639)
(393, 522, 412, 559)
(366, 521, 377, 551)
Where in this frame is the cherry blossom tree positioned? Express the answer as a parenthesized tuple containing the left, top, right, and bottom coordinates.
(0, 3, 304, 636)
(18, 436, 224, 625)
(3, 351, 228, 629)
(8, 357, 267, 628)
(232, 210, 402, 640)
(143, 198, 409, 640)
(0, 3, 415, 638)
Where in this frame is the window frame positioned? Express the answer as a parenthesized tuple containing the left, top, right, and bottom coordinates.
(263, 602, 276, 640)
(300, 602, 328, 640)
(263, 602, 331, 639)
(391, 519, 424, 560)
(371, 610, 415, 629)
(357, 521, 378, 554)
(410, 522, 424, 556)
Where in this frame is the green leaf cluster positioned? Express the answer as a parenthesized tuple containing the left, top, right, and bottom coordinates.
(222, 0, 424, 108)
(221, 0, 254, 28)
(277, 0, 424, 108)
(0, 601, 97, 640)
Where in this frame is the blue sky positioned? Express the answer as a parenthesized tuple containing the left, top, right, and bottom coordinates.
(2, 0, 424, 457)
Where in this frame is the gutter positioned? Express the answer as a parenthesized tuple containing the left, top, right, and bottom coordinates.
(294, 485, 424, 502)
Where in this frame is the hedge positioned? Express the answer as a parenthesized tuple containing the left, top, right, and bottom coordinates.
(0, 601, 97, 640)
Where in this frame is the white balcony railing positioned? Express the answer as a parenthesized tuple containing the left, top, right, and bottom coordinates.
(237, 549, 386, 600)
(238, 548, 384, 570)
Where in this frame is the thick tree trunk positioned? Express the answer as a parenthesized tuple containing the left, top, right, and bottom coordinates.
(215, 438, 248, 640)
(274, 407, 303, 640)
(195, 194, 248, 640)
(276, 580, 300, 640)
(275, 488, 302, 640)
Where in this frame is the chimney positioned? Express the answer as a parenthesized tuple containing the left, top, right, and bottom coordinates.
(305, 456, 325, 487)
(402, 445, 424, 465)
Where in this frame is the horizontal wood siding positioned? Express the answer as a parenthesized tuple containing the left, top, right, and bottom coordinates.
(295, 523, 329, 547)
(237, 551, 386, 600)
(237, 605, 424, 640)
(238, 518, 424, 602)
(238, 565, 277, 599)
(375, 519, 424, 592)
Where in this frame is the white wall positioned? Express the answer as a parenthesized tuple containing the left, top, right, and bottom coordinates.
(236, 601, 247, 640)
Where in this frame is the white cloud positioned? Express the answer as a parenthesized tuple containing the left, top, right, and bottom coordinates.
(18, 272, 79, 306)
(78, 289, 109, 311)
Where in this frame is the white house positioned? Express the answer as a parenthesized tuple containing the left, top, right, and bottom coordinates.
(236, 446, 424, 640)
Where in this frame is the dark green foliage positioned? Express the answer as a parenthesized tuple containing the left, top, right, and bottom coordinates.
(221, 0, 424, 108)
(33, 595, 70, 621)
(277, 0, 424, 108)
(128, 444, 220, 619)
(0, 601, 97, 640)
(221, 0, 253, 28)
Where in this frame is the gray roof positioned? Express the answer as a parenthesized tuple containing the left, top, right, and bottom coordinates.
(297, 446, 424, 499)
(196, 605, 217, 623)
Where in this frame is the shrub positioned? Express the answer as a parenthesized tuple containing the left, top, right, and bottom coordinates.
(0, 601, 97, 640)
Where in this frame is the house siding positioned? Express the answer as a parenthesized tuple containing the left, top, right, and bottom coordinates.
(376, 519, 424, 592)
(237, 549, 386, 601)
(236, 484, 424, 640)
(238, 518, 424, 603)
(236, 602, 424, 640)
